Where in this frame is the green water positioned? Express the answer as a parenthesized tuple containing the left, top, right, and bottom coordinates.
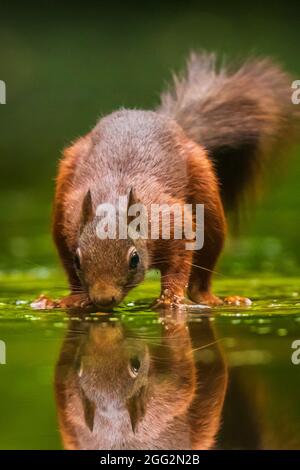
(0, 272, 300, 449)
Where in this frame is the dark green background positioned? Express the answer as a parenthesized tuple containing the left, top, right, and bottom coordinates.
(0, 1, 299, 275)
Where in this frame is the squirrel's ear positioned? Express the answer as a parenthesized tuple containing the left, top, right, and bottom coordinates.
(127, 187, 140, 225)
(128, 187, 139, 207)
(80, 189, 94, 232)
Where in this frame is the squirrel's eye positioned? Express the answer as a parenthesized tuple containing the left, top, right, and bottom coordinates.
(129, 250, 140, 269)
(128, 356, 141, 378)
(74, 249, 81, 271)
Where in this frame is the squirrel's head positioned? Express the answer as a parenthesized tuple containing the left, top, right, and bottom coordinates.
(75, 189, 149, 309)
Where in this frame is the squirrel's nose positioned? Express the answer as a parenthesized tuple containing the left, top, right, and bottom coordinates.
(97, 296, 116, 307)
(89, 284, 119, 308)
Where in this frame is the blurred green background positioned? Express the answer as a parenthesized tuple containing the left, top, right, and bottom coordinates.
(0, 1, 299, 276)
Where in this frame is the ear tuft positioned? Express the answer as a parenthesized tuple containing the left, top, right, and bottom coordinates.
(128, 187, 139, 208)
(80, 189, 94, 232)
(127, 187, 140, 226)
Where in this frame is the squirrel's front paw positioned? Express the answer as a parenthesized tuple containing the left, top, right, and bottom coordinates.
(152, 290, 190, 309)
(31, 294, 59, 310)
(31, 293, 93, 310)
(59, 293, 92, 309)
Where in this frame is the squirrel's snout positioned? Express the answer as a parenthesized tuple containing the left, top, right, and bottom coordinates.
(98, 296, 116, 307)
(89, 284, 121, 308)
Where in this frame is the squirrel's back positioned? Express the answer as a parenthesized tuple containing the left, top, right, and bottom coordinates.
(71, 109, 192, 205)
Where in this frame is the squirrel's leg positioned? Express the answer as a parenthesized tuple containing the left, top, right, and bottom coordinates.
(186, 150, 251, 306)
(186, 150, 226, 306)
(53, 227, 80, 290)
(187, 239, 224, 306)
(52, 209, 92, 309)
(186, 190, 225, 306)
(187, 220, 251, 306)
(32, 210, 91, 310)
(32, 216, 91, 310)
(152, 240, 193, 308)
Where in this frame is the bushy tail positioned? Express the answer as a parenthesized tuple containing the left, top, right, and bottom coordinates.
(158, 52, 298, 211)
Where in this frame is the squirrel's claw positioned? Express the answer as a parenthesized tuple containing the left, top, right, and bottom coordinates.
(223, 296, 252, 306)
(31, 294, 59, 310)
(151, 290, 192, 310)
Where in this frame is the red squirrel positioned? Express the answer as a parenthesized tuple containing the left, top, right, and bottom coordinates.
(42, 53, 297, 310)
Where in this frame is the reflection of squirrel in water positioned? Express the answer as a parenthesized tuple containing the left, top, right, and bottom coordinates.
(46, 53, 297, 310)
(55, 313, 227, 450)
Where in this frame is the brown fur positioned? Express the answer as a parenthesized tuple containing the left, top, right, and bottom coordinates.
(50, 53, 297, 309)
(159, 52, 298, 210)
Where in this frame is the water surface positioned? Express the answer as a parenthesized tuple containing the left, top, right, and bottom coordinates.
(0, 273, 300, 449)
